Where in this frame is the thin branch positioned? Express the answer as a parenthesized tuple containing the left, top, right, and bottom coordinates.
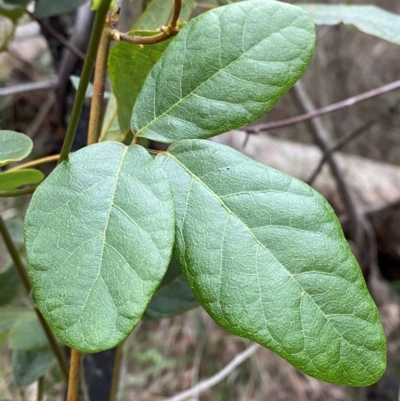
(67, 350, 81, 401)
(164, 344, 260, 401)
(0, 77, 58, 97)
(0, 215, 69, 380)
(246, 79, 400, 133)
(8, 154, 61, 171)
(28, 12, 86, 61)
(292, 81, 365, 256)
(308, 97, 400, 185)
(109, 343, 123, 401)
(58, 0, 113, 164)
(87, 26, 111, 145)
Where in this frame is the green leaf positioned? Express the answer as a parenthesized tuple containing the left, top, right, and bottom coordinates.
(134, 0, 195, 30)
(132, 0, 315, 143)
(12, 350, 53, 388)
(34, 0, 87, 18)
(144, 255, 198, 319)
(0, 169, 44, 191)
(0, 0, 27, 21)
(156, 139, 386, 386)
(0, 265, 21, 305)
(5, 217, 24, 245)
(109, 31, 173, 132)
(25, 142, 175, 353)
(0, 130, 32, 167)
(0, 306, 31, 335)
(10, 312, 49, 351)
(99, 93, 123, 142)
(300, 4, 400, 46)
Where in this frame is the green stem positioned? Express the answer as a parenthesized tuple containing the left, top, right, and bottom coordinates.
(67, 349, 82, 401)
(0, 187, 37, 197)
(109, 343, 123, 401)
(87, 27, 112, 145)
(58, 0, 113, 164)
(0, 215, 69, 381)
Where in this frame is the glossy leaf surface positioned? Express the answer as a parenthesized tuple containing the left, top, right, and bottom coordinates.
(144, 255, 198, 319)
(12, 350, 53, 388)
(134, 0, 194, 29)
(0, 168, 44, 190)
(132, 0, 315, 143)
(109, 31, 173, 132)
(301, 4, 400, 45)
(25, 142, 175, 353)
(0, 130, 32, 167)
(157, 139, 386, 386)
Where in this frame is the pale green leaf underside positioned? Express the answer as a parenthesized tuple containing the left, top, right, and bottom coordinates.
(156, 140, 386, 386)
(0, 168, 44, 190)
(25, 142, 175, 353)
(134, 0, 195, 30)
(300, 4, 400, 45)
(0, 130, 32, 167)
(132, 0, 315, 143)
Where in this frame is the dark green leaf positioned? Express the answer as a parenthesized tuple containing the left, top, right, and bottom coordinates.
(12, 349, 53, 388)
(300, 4, 400, 45)
(134, 0, 195, 30)
(144, 255, 198, 319)
(132, 0, 315, 143)
(109, 31, 173, 132)
(156, 139, 386, 386)
(0, 130, 32, 167)
(0, 168, 44, 190)
(0, 265, 20, 305)
(25, 142, 175, 353)
(34, 0, 87, 18)
(10, 312, 49, 351)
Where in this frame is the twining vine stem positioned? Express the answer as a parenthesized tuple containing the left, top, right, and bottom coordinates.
(58, 0, 113, 164)
(0, 216, 69, 380)
(111, 0, 182, 45)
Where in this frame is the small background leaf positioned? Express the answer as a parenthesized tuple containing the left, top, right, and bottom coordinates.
(144, 255, 198, 319)
(0, 265, 20, 306)
(132, 0, 315, 143)
(12, 350, 53, 388)
(0, 0, 28, 21)
(99, 93, 124, 142)
(0, 307, 31, 335)
(10, 312, 49, 351)
(134, 0, 195, 30)
(157, 139, 386, 386)
(0, 168, 44, 190)
(109, 31, 173, 132)
(0, 130, 32, 167)
(25, 142, 175, 353)
(300, 4, 400, 45)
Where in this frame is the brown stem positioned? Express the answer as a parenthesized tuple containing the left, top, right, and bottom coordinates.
(67, 350, 82, 401)
(113, 30, 177, 45)
(108, 343, 123, 401)
(0, 215, 69, 380)
(246, 79, 400, 133)
(171, 0, 182, 28)
(88, 27, 112, 145)
(7, 154, 61, 171)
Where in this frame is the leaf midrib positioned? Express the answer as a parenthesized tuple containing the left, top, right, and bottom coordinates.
(136, 10, 303, 136)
